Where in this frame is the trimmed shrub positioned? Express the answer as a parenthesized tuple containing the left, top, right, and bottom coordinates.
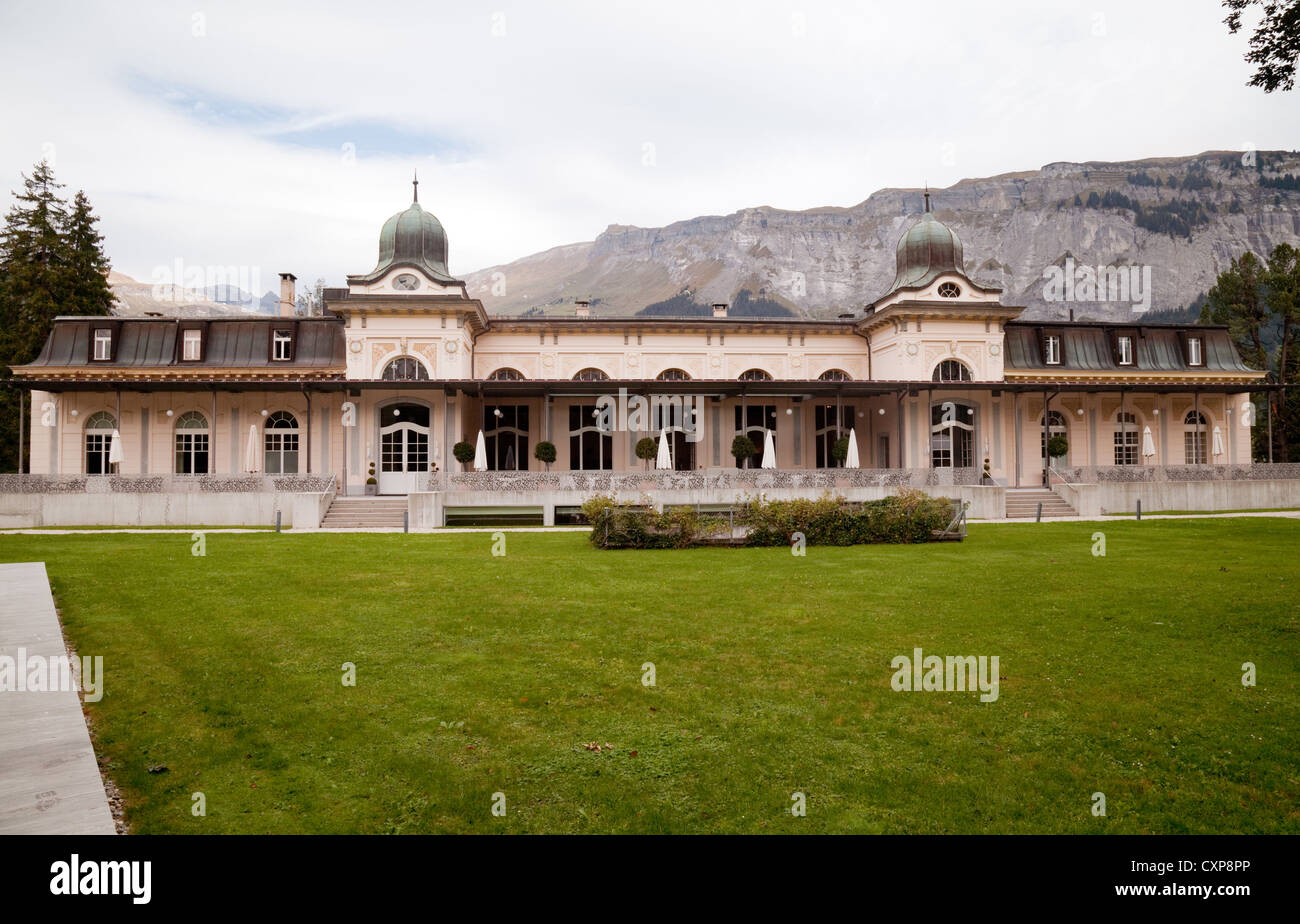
(832, 436, 850, 463)
(584, 490, 959, 549)
(731, 435, 756, 464)
(635, 437, 658, 468)
(534, 441, 557, 469)
(1046, 435, 1069, 458)
(453, 441, 474, 465)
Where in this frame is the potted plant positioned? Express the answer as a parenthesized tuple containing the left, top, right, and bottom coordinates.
(1046, 435, 1069, 461)
(832, 436, 850, 467)
(982, 457, 992, 484)
(453, 441, 475, 471)
(534, 440, 556, 471)
(731, 434, 756, 468)
(365, 462, 377, 495)
(635, 437, 658, 470)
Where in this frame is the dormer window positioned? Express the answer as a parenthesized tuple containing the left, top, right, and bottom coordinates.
(92, 328, 112, 361)
(1187, 336, 1203, 366)
(1117, 335, 1133, 365)
(182, 329, 202, 361)
(272, 329, 293, 361)
(1044, 334, 1062, 365)
(937, 282, 961, 298)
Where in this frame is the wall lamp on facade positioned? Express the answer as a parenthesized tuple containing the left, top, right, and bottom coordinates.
(878, 408, 885, 415)
(261, 409, 269, 417)
(1077, 408, 1085, 415)
(165, 409, 173, 417)
(69, 408, 78, 417)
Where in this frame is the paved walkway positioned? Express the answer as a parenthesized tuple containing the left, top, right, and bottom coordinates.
(0, 562, 115, 834)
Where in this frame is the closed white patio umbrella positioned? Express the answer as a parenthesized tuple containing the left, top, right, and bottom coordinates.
(845, 427, 860, 469)
(245, 424, 259, 472)
(656, 429, 672, 470)
(474, 429, 488, 471)
(1212, 425, 1224, 458)
(761, 428, 777, 469)
(1141, 426, 1156, 459)
(108, 429, 124, 469)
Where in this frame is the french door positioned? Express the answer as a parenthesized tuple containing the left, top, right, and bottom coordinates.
(379, 404, 430, 494)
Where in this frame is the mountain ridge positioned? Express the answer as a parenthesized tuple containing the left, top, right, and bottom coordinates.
(463, 150, 1300, 322)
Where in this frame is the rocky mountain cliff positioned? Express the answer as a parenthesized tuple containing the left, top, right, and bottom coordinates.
(464, 151, 1300, 322)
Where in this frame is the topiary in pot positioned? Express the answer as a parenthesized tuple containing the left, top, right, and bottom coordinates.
(832, 436, 850, 466)
(635, 437, 658, 469)
(365, 462, 377, 495)
(1046, 435, 1069, 459)
(731, 434, 756, 468)
(453, 441, 475, 470)
(533, 440, 556, 470)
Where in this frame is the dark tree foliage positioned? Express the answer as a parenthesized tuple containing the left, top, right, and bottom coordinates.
(0, 160, 114, 471)
(1224, 0, 1300, 92)
(637, 287, 795, 318)
(1201, 245, 1300, 460)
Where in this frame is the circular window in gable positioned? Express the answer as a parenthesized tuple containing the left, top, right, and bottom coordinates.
(937, 282, 961, 298)
(393, 273, 420, 291)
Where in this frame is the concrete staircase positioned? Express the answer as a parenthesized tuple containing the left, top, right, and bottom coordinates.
(1004, 488, 1076, 519)
(320, 496, 408, 529)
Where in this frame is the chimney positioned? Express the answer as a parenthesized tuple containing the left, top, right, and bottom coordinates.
(712, 302, 728, 318)
(574, 299, 590, 318)
(279, 273, 297, 317)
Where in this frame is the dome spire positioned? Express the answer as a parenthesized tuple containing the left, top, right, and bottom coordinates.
(412, 169, 419, 204)
(923, 184, 931, 212)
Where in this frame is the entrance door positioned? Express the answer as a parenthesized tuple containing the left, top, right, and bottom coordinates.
(379, 404, 430, 494)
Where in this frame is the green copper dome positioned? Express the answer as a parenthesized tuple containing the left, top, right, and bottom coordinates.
(889, 209, 964, 293)
(353, 178, 462, 286)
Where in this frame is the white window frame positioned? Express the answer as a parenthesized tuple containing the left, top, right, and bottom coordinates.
(1044, 335, 1061, 365)
(272, 329, 292, 361)
(1117, 336, 1133, 365)
(1187, 337, 1203, 366)
(182, 329, 202, 361)
(93, 328, 112, 361)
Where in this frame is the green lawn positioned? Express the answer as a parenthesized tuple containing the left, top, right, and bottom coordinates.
(1, 520, 1296, 834)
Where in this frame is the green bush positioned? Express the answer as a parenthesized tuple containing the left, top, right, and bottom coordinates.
(731, 435, 756, 464)
(584, 489, 958, 549)
(581, 495, 726, 549)
(534, 441, 557, 468)
(832, 436, 850, 463)
(453, 441, 474, 464)
(635, 437, 658, 467)
(1046, 435, 1069, 458)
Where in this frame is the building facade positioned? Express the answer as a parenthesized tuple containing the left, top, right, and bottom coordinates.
(8, 187, 1273, 523)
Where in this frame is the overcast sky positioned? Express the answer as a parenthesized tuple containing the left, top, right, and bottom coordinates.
(0, 0, 1294, 294)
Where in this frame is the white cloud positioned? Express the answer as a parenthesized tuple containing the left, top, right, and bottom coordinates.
(0, 0, 1294, 291)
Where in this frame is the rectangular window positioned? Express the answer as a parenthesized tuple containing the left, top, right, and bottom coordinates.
(1185, 430, 1207, 464)
(93, 328, 112, 361)
(1044, 334, 1061, 365)
(182, 329, 202, 361)
(272, 330, 292, 361)
(1187, 337, 1203, 366)
(1113, 424, 1139, 465)
(1117, 335, 1133, 365)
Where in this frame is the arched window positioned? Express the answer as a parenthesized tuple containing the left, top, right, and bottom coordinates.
(656, 368, 691, 381)
(1114, 411, 1139, 466)
(488, 367, 525, 381)
(263, 411, 299, 474)
(738, 368, 773, 382)
(1184, 410, 1208, 464)
(572, 367, 610, 381)
(931, 400, 975, 468)
(175, 411, 209, 474)
(569, 404, 612, 470)
(818, 369, 851, 382)
(84, 411, 116, 475)
(932, 360, 972, 383)
(382, 356, 429, 381)
(937, 282, 961, 298)
(1041, 410, 1068, 463)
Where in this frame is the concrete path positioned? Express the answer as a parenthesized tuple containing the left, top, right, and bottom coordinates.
(0, 562, 115, 834)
